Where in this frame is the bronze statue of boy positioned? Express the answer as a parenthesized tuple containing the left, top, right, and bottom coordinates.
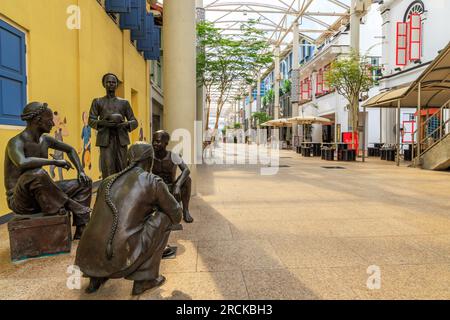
(4, 102, 92, 239)
(88, 73, 138, 179)
(75, 143, 182, 296)
(152, 130, 194, 223)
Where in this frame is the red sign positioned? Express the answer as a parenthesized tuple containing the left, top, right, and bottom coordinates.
(342, 132, 358, 150)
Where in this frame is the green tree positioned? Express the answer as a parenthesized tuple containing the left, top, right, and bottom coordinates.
(263, 88, 274, 105)
(251, 111, 272, 126)
(281, 79, 291, 95)
(197, 21, 222, 131)
(197, 20, 273, 133)
(325, 53, 374, 148)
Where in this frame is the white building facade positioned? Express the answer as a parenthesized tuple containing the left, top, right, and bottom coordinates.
(295, 4, 383, 148)
(378, 0, 450, 145)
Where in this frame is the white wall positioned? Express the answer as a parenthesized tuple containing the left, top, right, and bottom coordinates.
(361, 3, 383, 57)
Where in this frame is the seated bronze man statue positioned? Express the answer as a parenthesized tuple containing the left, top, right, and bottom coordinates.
(152, 130, 194, 223)
(4, 102, 92, 239)
(75, 143, 182, 296)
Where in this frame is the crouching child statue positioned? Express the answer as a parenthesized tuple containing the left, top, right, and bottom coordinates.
(75, 143, 182, 296)
(4, 102, 92, 240)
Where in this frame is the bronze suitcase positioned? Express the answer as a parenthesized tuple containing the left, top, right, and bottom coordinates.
(8, 214, 72, 262)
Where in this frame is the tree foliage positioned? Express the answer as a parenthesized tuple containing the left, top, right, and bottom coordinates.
(197, 20, 273, 131)
(252, 111, 272, 125)
(325, 53, 375, 134)
(262, 88, 274, 107)
(281, 79, 291, 95)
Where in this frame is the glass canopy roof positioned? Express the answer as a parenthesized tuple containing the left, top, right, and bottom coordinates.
(204, 0, 351, 53)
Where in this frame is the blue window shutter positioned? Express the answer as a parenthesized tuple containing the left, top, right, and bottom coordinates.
(119, 0, 145, 30)
(0, 20, 26, 126)
(131, 13, 154, 41)
(137, 22, 160, 50)
(105, 0, 131, 13)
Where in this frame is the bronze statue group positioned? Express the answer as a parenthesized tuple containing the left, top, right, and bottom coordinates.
(4, 73, 194, 296)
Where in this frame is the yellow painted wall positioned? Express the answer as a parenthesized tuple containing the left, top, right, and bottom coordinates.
(0, 0, 152, 215)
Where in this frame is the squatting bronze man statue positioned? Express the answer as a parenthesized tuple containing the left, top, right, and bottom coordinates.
(4, 102, 92, 240)
(75, 143, 182, 296)
(152, 130, 194, 223)
(89, 73, 138, 179)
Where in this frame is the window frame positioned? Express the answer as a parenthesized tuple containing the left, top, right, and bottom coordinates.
(0, 19, 27, 126)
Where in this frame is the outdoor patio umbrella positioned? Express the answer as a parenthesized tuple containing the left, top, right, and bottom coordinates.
(287, 116, 332, 125)
(262, 119, 292, 127)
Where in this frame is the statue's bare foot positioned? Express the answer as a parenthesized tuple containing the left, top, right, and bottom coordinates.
(85, 277, 108, 294)
(183, 210, 194, 223)
(73, 224, 86, 240)
(132, 276, 166, 296)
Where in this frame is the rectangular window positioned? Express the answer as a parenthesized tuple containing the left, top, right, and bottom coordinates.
(0, 20, 27, 126)
(301, 77, 311, 101)
(409, 13, 422, 61)
(396, 22, 408, 66)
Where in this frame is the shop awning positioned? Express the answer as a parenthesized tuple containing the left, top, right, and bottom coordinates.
(287, 116, 332, 124)
(363, 41, 450, 109)
(363, 87, 410, 108)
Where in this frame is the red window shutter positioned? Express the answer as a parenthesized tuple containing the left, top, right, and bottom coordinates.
(409, 13, 422, 61)
(396, 22, 408, 66)
(308, 77, 312, 99)
(301, 79, 308, 100)
(301, 78, 309, 100)
(323, 65, 330, 93)
(316, 69, 323, 95)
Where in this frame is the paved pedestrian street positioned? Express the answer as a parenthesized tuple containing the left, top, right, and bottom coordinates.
(1, 144, 450, 300)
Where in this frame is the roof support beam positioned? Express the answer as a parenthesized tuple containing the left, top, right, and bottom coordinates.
(327, 0, 350, 10)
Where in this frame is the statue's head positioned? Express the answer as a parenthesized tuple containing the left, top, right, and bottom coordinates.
(21, 102, 54, 133)
(102, 73, 119, 92)
(128, 142, 155, 172)
(152, 130, 170, 153)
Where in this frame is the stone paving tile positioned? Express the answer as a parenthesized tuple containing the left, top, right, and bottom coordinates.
(407, 234, 450, 261)
(270, 237, 367, 268)
(138, 271, 249, 300)
(337, 236, 447, 266)
(228, 220, 331, 240)
(400, 216, 450, 235)
(196, 240, 285, 272)
(243, 268, 357, 300)
(330, 264, 450, 300)
(169, 221, 233, 242)
(328, 218, 426, 237)
(160, 240, 198, 274)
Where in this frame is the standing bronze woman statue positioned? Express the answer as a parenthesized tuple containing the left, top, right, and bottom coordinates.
(88, 73, 138, 179)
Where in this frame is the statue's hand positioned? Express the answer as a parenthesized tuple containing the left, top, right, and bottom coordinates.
(78, 172, 92, 186)
(55, 160, 74, 170)
(117, 121, 130, 130)
(173, 185, 181, 199)
(98, 120, 118, 128)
